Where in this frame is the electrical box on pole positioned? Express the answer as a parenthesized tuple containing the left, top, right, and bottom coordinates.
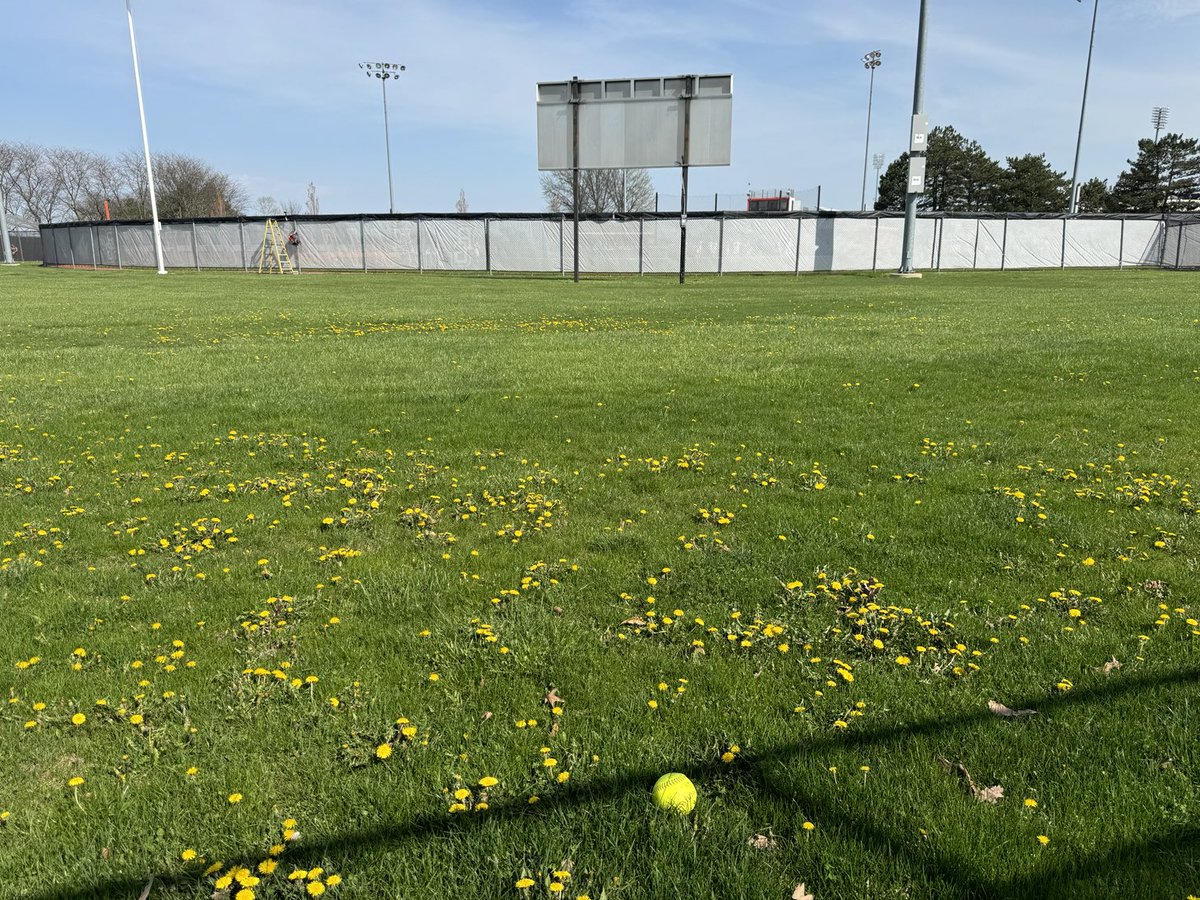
(907, 157, 927, 194)
(910, 115, 929, 153)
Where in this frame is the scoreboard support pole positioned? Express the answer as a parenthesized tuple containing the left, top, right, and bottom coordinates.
(571, 77, 581, 284)
(679, 75, 693, 285)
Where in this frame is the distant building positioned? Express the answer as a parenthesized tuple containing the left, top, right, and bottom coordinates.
(747, 189, 798, 212)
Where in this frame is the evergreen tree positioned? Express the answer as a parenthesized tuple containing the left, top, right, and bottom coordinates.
(873, 126, 1001, 212)
(1110, 134, 1200, 212)
(1076, 177, 1112, 213)
(996, 154, 1069, 212)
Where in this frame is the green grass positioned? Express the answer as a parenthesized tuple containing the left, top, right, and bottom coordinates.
(0, 265, 1197, 900)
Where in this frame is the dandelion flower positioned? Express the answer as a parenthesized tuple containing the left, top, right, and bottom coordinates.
(307, 883, 326, 897)
(1037, 835, 1050, 845)
(181, 849, 197, 861)
(478, 776, 498, 788)
(68, 776, 85, 787)
(71, 713, 87, 726)
(375, 744, 392, 760)
(1024, 798, 1038, 808)
(228, 792, 243, 804)
(515, 878, 535, 889)
(802, 821, 815, 831)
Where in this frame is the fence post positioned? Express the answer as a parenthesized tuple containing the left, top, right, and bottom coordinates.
(116, 225, 123, 269)
(871, 216, 879, 271)
(191, 221, 199, 270)
(68, 229, 76, 268)
(717, 215, 724, 275)
(416, 217, 423, 273)
(485, 218, 492, 274)
(360, 218, 368, 273)
(714, 193, 718, 212)
(559, 215, 565, 276)
(972, 219, 980, 270)
(89, 226, 99, 270)
(935, 217, 943, 271)
(1060, 217, 1068, 269)
(638, 218, 644, 276)
(1118, 218, 1124, 269)
(1000, 216, 1008, 271)
(1176, 220, 1185, 268)
(794, 217, 802, 276)
(240, 222, 249, 271)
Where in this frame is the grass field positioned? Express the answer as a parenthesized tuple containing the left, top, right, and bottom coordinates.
(0, 264, 1197, 900)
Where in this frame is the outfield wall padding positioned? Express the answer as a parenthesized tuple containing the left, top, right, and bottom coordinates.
(39, 212, 1189, 274)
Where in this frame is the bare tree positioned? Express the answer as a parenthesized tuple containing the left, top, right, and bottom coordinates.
(0, 142, 247, 222)
(540, 168, 654, 213)
(306, 182, 320, 215)
(455, 188, 469, 213)
(257, 195, 281, 216)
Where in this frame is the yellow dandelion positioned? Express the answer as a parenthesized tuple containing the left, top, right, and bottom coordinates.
(181, 849, 197, 861)
(228, 792, 243, 804)
(515, 878, 536, 889)
(71, 712, 87, 726)
(375, 744, 392, 760)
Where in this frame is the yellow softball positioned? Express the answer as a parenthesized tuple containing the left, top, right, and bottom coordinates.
(652, 773, 697, 814)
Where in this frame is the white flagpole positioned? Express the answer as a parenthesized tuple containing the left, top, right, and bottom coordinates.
(126, 0, 167, 274)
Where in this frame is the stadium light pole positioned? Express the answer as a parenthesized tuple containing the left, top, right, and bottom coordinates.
(897, 0, 929, 276)
(1152, 106, 1169, 144)
(860, 51, 882, 212)
(126, 0, 167, 275)
(1067, 0, 1099, 215)
(359, 62, 406, 214)
(872, 152, 886, 209)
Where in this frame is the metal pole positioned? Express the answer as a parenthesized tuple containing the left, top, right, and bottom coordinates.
(1118, 217, 1124, 269)
(382, 78, 395, 214)
(679, 75, 693, 285)
(571, 77, 580, 284)
(360, 218, 367, 272)
(239, 221, 247, 271)
(816, 185, 822, 211)
(638, 218, 644, 275)
(861, 64, 877, 211)
(1068, 0, 1099, 215)
(116, 224, 123, 269)
(126, 0, 167, 275)
(898, 0, 929, 274)
(717, 215, 724, 275)
(89, 226, 98, 270)
(191, 220, 199, 270)
(0, 180, 15, 265)
(485, 218, 491, 274)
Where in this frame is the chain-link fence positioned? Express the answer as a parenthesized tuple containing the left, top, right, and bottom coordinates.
(7, 233, 42, 262)
(39, 211, 1179, 275)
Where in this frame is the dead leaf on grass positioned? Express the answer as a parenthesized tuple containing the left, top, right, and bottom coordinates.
(544, 687, 564, 708)
(137, 879, 153, 900)
(1094, 657, 1122, 675)
(792, 884, 814, 900)
(620, 617, 647, 627)
(747, 832, 776, 851)
(940, 757, 1004, 804)
(987, 700, 1037, 718)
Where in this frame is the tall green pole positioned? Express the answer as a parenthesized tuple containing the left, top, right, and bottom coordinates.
(898, 0, 929, 275)
(1068, 0, 1099, 215)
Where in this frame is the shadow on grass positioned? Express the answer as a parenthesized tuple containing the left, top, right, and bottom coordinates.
(24, 664, 1200, 900)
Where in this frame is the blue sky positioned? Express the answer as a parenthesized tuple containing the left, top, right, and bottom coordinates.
(6, 0, 1198, 214)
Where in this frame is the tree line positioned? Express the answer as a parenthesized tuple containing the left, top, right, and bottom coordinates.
(875, 126, 1200, 213)
(0, 141, 248, 223)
